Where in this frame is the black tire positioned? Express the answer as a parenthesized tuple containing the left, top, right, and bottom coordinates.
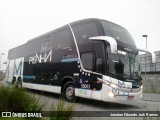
(12, 77, 16, 86)
(63, 81, 76, 102)
(17, 79, 22, 88)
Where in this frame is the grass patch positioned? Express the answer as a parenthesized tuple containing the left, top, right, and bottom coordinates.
(143, 102, 160, 120)
(0, 86, 44, 120)
(0, 77, 3, 81)
(0, 117, 26, 120)
(143, 117, 160, 120)
(143, 80, 160, 94)
(50, 98, 75, 120)
(0, 86, 75, 120)
(0, 86, 45, 112)
(0, 71, 5, 81)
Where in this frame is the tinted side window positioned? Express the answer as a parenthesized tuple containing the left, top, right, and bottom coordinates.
(40, 35, 53, 53)
(72, 21, 100, 44)
(8, 44, 25, 60)
(54, 26, 72, 49)
(27, 38, 42, 56)
(81, 52, 94, 70)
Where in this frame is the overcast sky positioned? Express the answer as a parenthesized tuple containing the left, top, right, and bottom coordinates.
(0, 0, 160, 70)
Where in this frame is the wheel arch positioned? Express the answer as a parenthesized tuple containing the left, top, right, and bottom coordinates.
(17, 76, 22, 81)
(12, 75, 22, 85)
(61, 76, 76, 94)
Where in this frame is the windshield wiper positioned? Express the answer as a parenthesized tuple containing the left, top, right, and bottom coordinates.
(116, 73, 131, 79)
(131, 76, 142, 80)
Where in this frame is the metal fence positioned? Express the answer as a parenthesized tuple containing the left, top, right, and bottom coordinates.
(140, 51, 160, 73)
(140, 62, 160, 73)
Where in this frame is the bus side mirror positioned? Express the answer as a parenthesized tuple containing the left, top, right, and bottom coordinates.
(89, 36, 117, 54)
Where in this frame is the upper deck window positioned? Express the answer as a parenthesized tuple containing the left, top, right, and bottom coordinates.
(54, 26, 72, 49)
(72, 21, 101, 44)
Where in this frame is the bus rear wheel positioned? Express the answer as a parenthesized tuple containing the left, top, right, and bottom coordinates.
(17, 79, 22, 88)
(63, 81, 76, 102)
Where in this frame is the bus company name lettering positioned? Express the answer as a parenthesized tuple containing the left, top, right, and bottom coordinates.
(124, 47, 132, 52)
(29, 50, 52, 64)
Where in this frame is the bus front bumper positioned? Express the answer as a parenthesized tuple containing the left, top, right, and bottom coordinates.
(101, 83, 143, 102)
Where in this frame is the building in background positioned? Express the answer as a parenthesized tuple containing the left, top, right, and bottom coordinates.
(154, 51, 160, 72)
(139, 53, 153, 73)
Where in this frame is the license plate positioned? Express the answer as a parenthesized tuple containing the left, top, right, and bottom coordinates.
(127, 96, 134, 100)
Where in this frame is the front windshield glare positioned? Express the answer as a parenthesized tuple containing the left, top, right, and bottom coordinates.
(102, 20, 136, 46)
(108, 49, 141, 79)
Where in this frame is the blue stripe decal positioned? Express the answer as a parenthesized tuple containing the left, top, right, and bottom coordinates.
(61, 58, 79, 63)
(23, 76, 36, 79)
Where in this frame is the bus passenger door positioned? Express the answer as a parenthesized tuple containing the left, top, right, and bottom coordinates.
(78, 52, 94, 99)
(91, 43, 104, 100)
(78, 43, 104, 100)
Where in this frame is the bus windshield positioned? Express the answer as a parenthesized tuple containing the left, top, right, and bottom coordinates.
(101, 20, 136, 46)
(108, 49, 141, 79)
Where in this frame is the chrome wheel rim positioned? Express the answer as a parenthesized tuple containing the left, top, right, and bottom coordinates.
(66, 86, 74, 99)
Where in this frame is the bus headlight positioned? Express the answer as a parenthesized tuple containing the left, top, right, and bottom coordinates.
(141, 85, 143, 90)
(110, 83, 117, 89)
(108, 91, 115, 98)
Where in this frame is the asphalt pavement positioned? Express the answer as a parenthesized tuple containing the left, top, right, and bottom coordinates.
(142, 93, 160, 102)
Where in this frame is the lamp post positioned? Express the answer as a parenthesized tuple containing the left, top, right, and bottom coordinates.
(142, 35, 148, 49)
(0, 53, 5, 71)
(142, 35, 148, 80)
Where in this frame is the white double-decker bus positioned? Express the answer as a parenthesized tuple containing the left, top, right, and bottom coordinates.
(5, 18, 150, 102)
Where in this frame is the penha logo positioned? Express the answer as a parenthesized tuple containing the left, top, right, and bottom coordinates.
(124, 47, 132, 52)
(29, 50, 52, 64)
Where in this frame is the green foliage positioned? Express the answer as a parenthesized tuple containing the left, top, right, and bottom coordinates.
(0, 86, 45, 112)
(0, 86, 75, 120)
(0, 86, 44, 120)
(0, 76, 3, 81)
(143, 102, 160, 120)
(143, 80, 160, 94)
(0, 71, 5, 81)
(50, 98, 75, 120)
(0, 117, 26, 120)
(143, 116, 160, 120)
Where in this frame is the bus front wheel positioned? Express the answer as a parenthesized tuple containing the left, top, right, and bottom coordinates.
(63, 81, 76, 102)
